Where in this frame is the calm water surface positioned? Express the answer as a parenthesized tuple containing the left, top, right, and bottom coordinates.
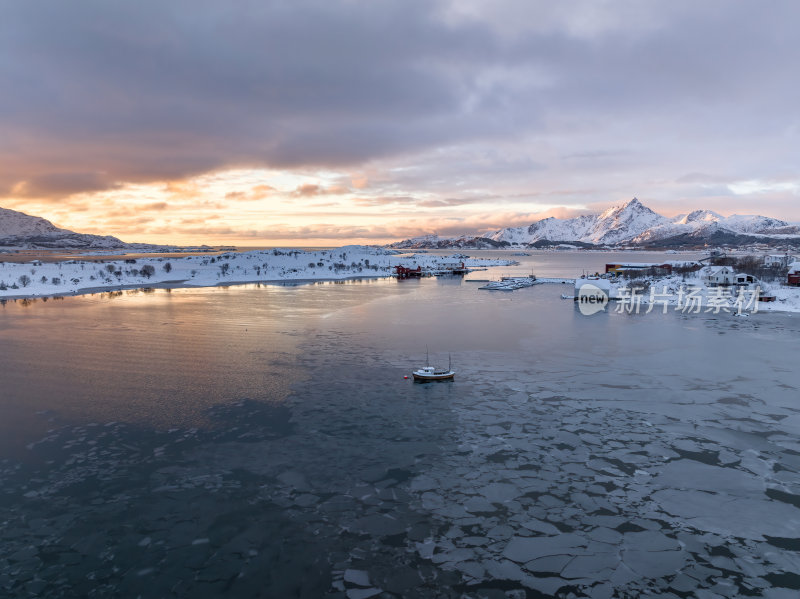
(1, 268, 799, 598)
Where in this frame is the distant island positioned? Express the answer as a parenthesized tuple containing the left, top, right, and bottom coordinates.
(0, 205, 169, 250)
(0, 246, 512, 300)
(388, 198, 800, 250)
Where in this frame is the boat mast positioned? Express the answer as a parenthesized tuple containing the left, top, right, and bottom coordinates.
(426, 345, 429, 368)
(448, 353, 451, 372)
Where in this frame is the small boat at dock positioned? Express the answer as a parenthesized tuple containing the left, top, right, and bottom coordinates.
(479, 274, 536, 291)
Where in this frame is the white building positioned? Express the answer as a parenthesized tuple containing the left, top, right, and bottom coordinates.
(764, 254, 795, 268)
(701, 265, 735, 287)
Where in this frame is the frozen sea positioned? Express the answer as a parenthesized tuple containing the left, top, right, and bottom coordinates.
(1, 255, 800, 598)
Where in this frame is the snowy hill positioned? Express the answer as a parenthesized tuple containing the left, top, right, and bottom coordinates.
(390, 198, 800, 249)
(388, 233, 509, 249)
(0, 206, 128, 249)
(0, 206, 63, 237)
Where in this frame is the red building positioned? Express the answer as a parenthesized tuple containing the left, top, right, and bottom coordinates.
(395, 265, 422, 278)
(788, 262, 800, 287)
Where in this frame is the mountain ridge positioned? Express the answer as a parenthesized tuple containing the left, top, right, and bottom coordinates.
(388, 198, 800, 249)
(0, 205, 129, 249)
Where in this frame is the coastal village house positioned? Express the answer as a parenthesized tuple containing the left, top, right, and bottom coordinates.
(701, 265, 736, 287)
(734, 273, 757, 288)
(764, 254, 795, 268)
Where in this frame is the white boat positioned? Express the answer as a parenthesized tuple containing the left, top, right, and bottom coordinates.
(479, 275, 536, 291)
(479, 280, 518, 291)
(412, 350, 455, 381)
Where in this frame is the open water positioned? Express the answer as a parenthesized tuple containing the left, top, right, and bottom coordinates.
(1, 253, 799, 598)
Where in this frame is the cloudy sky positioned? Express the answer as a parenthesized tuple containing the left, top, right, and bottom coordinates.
(2, 0, 799, 245)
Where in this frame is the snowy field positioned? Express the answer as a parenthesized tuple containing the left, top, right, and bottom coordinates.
(0, 246, 512, 299)
(577, 271, 800, 315)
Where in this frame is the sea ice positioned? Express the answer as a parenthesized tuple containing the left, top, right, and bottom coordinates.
(345, 588, 382, 599)
(519, 518, 560, 536)
(622, 531, 680, 552)
(560, 553, 620, 579)
(653, 489, 800, 540)
(587, 528, 622, 544)
(483, 559, 527, 582)
(621, 548, 686, 579)
(478, 482, 521, 503)
(523, 554, 573, 573)
(343, 569, 371, 587)
(348, 513, 406, 536)
(652, 460, 763, 494)
(503, 534, 587, 563)
(464, 496, 496, 514)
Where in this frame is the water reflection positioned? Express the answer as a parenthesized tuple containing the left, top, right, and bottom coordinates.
(2, 276, 800, 597)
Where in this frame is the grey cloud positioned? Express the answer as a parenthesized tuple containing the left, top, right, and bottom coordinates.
(675, 173, 726, 185)
(0, 0, 798, 211)
(352, 194, 498, 208)
(0, 0, 502, 197)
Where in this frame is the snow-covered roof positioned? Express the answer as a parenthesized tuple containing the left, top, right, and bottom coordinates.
(575, 278, 612, 292)
(789, 261, 800, 274)
(701, 265, 735, 276)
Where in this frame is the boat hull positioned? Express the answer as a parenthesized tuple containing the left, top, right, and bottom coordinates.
(412, 372, 455, 381)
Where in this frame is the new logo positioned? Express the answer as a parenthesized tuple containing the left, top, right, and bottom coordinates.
(577, 283, 609, 316)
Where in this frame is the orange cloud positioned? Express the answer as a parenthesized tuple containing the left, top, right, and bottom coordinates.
(351, 175, 369, 189)
(163, 180, 201, 199)
(292, 183, 350, 197)
(225, 184, 277, 201)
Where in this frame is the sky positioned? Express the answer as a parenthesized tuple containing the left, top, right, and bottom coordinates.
(1, 0, 799, 246)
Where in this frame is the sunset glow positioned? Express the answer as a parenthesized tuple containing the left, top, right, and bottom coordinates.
(2, 1, 799, 245)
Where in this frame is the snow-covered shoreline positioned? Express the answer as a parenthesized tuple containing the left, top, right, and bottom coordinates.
(579, 271, 800, 314)
(0, 245, 513, 300)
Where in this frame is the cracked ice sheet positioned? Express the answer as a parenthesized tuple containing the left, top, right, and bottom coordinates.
(621, 548, 687, 580)
(653, 489, 800, 540)
(503, 534, 589, 563)
(392, 341, 800, 595)
(651, 460, 765, 494)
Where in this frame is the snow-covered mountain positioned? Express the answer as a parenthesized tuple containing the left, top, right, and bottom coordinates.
(490, 198, 668, 246)
(0, 206, 63, 238)
(389, 198, 800, 249)
(0, 206, 128, 249)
